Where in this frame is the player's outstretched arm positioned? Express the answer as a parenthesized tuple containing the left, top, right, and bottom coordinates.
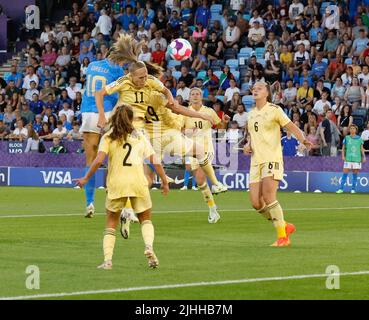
(74, 151, 107, 187)
(147, 154, 169, 195)
(95, 88, 109, 129)
(284, 121, 312, 149)
(161, 87, 176, 106)
(168, 100, 216, 125)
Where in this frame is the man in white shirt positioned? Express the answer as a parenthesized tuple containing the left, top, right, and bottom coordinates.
(224, 80, 240, 103)
(8, 119, 28, 141)
(232, 104, 248, 129)
(222, 17, 241, 49)
(289, 0, 304, 21)
(138, 44, 152, 62)
(247, 21, 265, 48)
(22, 66, 39, 91)
(358, 65, 369, 88)
(313, 92, 331, 115)
(58, 102, 75, 123)
(95, 9, 112, 39)
(283, 80, 297, 104)
(148, 30, 167, 52)
(52, 121, 68, 138)
(249, 10, 264, 26)
(65, 77, 82, 101)
(176, 80, 191, 101)
(56, 24, 72, 43)
(25, 81, 40, 101)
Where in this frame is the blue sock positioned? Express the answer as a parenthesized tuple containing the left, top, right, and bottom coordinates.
(183, 170, 190, 187)
(352, 173, 358, 191)
(192, 176, 197, 188)
(84, 166, 96, 206)
(340, 173, 348, 190)
(147, 162, 156, 173)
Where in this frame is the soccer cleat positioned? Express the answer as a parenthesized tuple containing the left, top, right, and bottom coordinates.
(208, 206, 220, 224)
(270, 237, 291, 247)
(285, 222, 296, 238)
(336, 189, 343, 194)
(144, 246, 159, 268)
(120, 214, 130, 239)
(166, 175, 174, 184)
(123, 207, 139, 223)
(97, 260, 112, 270)
(85, 203, 95, 218)
(192, 186, 198, 191)
(180, 186, 188, 190)
(351, 190, 356, 194)
(211, 183, 228, 195)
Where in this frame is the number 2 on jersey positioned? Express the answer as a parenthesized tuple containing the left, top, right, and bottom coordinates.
(122, 143, 132, 166)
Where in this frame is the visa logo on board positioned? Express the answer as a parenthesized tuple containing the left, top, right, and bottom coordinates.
(40, 171, 72, 185)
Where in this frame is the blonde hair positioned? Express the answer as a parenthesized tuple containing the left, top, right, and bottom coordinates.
(108, 104, 134, 144)
(108, 34, 163, 78)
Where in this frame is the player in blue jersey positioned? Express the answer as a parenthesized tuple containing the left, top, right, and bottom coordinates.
(80, 56, 124, 218)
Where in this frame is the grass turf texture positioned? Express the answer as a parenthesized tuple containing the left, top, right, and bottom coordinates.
(0, 187, 368, 300)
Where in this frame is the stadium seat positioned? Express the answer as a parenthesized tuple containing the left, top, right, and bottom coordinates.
(3, 72, 11, 81)
(238, 54, 249, 66)
(241, 82, 250, 92)
(211, 60, 225, 69)
(320, 2, 332, 15)
(210, 13, 222, 23)
(224, 48, 238, 60)
(226, 59, 239, 69)
(243, 13, 251, 21)
(197, 70, 206, 80)
(255, 47, 265, 59)
(172, 71, 182, 80)
(215, 95, 224, 102)
(344, 58, 352, 65)
(210, 4, 222, 14)
(242, 95, 255, 111)
(167, 60, 181, 69)
(232, 71, 240, 81)
(322, 58, 329, 64)
(323, 82, 332, 90)
(352, 108, 368, 119)
(353, 116, 365, 131)
(239, 47, 253, 56)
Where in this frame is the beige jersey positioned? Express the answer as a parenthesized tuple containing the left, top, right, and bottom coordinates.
(144, 91, 182, 138)
(247, 102, 291, 165)
(181, 105, 221, 153)
(99, 130, 155, 199)
(105, 74, 165, 129)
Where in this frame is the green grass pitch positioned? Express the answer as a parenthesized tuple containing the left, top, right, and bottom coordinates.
(0, 187, 369, 300)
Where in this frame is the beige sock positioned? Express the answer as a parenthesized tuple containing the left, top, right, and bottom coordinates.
(103, 228, 116, 262)
(199, 182, 216, 208)
(200, 162, 219, 186)
(141, 220, 154, 248)
(258, 205, 272, 221)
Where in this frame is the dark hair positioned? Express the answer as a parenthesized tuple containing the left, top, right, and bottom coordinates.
(57, 120, 63, 126)
(341, 105, 352, 117)
(108, 104, 134, 144)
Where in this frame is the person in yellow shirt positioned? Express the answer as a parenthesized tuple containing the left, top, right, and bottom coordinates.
(74, 104, 169, 270)
(279, 45, 293, 68)
(296, 80, 314, 109)
(244, 82, 312, 247)
(144, 89, 227, 224)
(181, 88, 231, 223)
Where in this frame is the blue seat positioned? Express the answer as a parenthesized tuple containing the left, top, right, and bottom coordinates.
(215, 95, 224, 102)
(210, 13, 222, 23)
(240, 47, 253, 55)
(242, 95, 255, 111)
(255, 47, 265, 59)
(3, 72, 11, 81)
(210, 4, 222, 14)
(214, 71, 222, 79)
(167, 60, 181, 69)
(197, 70, 207, 80)
(238, 54, 250, 66)
(320, 1, 332, 15)
(344, 58, 352, 65)
(323, 82, 332, 90)
(241, 83, 250, 92)
(172, 71, 182, 80)
(232, 71, 240, 81)
(243, 13, 251, 21)
(257, 58, 266, 67)
(226, 59, 239, 69)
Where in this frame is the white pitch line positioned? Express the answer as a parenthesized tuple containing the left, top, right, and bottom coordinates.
(2, 270, 369, 300)
(0, 206, 368, 219)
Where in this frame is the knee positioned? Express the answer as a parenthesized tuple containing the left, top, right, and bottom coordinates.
(251, 199, 263, 211)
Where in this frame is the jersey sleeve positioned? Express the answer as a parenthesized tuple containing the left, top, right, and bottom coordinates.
(210, 109, 222, 126)
(342, 137, 347, 146)
(98, 134, 110, 154)
(105, 77, 126, 95)
(275, 107, 291, 127)
(147, 76, 165, 92)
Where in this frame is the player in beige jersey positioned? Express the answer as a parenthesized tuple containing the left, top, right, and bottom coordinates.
(244, 82, 311, 247)
(74, 104, 169, 269)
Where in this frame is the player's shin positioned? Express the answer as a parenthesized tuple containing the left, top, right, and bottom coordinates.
(103, 228, 116, 262)
(141, 220, 155, 248)
(340, 173, 348, 190)
(267, 201, 287, 239)
(199, 182, 216, 208)
(199, 155, 219, 186)
(352, 173, 358, 191)
(258, 205, 272, 221)
(84, 166, 96, 206)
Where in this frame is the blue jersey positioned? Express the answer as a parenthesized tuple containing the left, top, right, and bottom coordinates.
(81, 59, 124, 113)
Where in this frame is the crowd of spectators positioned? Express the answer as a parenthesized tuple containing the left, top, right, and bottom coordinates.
(0, 0, 369, 156)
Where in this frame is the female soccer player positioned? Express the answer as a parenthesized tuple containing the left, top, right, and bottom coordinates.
(74, 104, 169, 269)
(244, 82, 311, 247)
(336, 124, 366, 194)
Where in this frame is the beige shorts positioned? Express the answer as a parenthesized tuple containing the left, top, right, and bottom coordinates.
(105, 188, 152, 214)
(189, 152, 214, 170)
(249, 162, 284, 184)
(150, 129, 194, 161)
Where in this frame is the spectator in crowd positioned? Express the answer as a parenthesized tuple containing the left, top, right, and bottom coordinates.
(22, 66, 39, 92)
(138, 44, 152, 62)
(224, 81, 240, 103)
(25, 81, 39, 101)
(306, 125, 320, 155)
(7, 65, 23, 88)
(56, 24, 72, 44)
(350, 29, 369, 58)
(59, 102, 75, 123)
(0, 120, 10, 139)
(7, 118, 28, 141)
(39, 122, 53, 140)
(313, 92, 331, 116)
(194, 0, 211, 28)
(39, 80, 55, 102)
(361, 122, 369, 149)
(65, 77, 81, 101)
(20, 101, 35, 125)
(281, 130, 299, 156)
(223, 17, 241, 50)
(52, 120, 68, 139)
(67, 122, 83, 141)
(33, 114, 43, 133)
(49, 136, 67, 154)
(151, 43, 165, 67)
(24, 124, 40, 153)
(226, 120, 243, 144)
(323, 30, 340, 59)
(337, 105, 353, 138)
(3, 105, 15, 128)
(41, 43, 58, 67)
(178, 66, 195, 88)
(95, 9, 112, 41)
(176, 80, 191, 102)
(247, 21, 265, 48)
(232, 104, 248, 130)
(344, 77, 365, 105)
(310, 53, 328, 81)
